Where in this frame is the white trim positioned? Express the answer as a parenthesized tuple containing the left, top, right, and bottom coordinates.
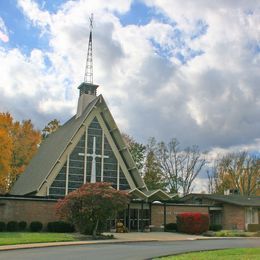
(101, 130, 105, 182)
(46, 182, 49, 196)
(117, 162, 120, 190)
(146, 189, 172, 200)
(129, 188, 147, 199)
(65, 153, 70, 195)
(83, 126, 88, 184)
(95, 113, 136, 189)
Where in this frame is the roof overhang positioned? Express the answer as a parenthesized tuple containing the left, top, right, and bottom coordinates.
(128, 188, 175, 201)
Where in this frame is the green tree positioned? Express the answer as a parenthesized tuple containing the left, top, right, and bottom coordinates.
(143, 150, 165, 190)
(56, 182, 129, 238)
(42, 119, 61, 139)
(122, 133, 146, 172)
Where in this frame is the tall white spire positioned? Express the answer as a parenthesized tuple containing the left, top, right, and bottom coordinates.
(76, 14, 99, 119)
(84, 13, 94, 84)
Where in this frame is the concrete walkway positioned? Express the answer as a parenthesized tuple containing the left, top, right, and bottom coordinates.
(0, 232, 257, 252)
(0, 232, 203, 251)
(110, 231, 204, 241)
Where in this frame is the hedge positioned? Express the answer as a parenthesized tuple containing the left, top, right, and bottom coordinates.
(7, 221, 19, 232)
(164, 223, 177, 232)
(47, 221, 75, 233)
(209, 224, 222, 231)
(176, 212, 209, 234)
(30, 221, 43, 232)
(18, 221, 27, 231)
(0, 222, 6, 232)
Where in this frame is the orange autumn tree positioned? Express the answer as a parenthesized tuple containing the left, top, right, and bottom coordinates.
(0, 128, 13, 193)
(208, 152, 260, 196)
(0, 112, 41, 193)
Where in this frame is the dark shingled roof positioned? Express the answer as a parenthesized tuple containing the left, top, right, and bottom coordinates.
(180, 193, 260, 207)
(10, 96, 100, 195)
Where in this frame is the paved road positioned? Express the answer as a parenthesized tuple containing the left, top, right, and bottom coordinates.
(0, 239, 259, 260)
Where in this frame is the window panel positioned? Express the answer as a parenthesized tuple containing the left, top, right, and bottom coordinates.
(49, 117, 131, 197)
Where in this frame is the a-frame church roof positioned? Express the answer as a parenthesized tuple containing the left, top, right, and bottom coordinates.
(10, 94, 147, 196)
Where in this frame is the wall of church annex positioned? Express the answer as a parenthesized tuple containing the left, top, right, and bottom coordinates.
(151, 204, 209, 228)
(0, 197, 59, 228)
(0, 197, 211, 230)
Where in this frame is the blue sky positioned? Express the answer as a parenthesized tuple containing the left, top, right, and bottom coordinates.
(0, 1, 41, 53)
(0, 0, 259, 191)
(0, 0, 208, 64)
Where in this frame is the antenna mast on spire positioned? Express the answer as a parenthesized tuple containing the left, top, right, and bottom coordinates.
(84, 13, 94, 84)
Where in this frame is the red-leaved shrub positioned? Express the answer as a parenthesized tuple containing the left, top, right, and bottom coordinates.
(176, 212, 209, 234)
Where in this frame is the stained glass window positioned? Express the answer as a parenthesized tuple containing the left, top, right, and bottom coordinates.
(49, 117, 130, 198)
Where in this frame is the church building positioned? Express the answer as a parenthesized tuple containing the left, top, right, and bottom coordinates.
(0, 16, 215, 232)
(6, 15, 184, 231)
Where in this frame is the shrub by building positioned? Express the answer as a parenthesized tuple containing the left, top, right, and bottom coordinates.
(30, 221, 43, 232)
(18, 221, 27, 231)
(47, 221, 75, 233)
(0, 222, 6, 232)
(177, 212, 209, 234)
(164, 223, 177, 232)
(209, 224, 222, 231)
(7, 221, 18, 232)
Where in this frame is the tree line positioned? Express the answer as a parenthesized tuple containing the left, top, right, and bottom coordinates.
(123, 135, 259, 196)
(0, 112, 41, 193)
(0, 112, 259, 196)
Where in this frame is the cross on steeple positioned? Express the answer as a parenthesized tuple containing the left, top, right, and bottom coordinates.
(79, 136, 109, 183)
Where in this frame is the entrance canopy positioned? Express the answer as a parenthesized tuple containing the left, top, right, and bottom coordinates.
(128, 188, 176, 202)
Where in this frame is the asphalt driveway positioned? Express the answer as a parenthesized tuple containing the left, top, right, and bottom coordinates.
(0, 238, 259, 260)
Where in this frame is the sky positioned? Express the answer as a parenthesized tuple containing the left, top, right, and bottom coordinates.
(0, 0, 259, 192)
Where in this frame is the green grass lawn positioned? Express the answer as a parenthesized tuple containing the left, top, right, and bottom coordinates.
(0, 232, 78, 246)
(157, 248, 260, 260)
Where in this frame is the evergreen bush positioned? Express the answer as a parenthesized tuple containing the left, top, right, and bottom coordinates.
(47, 221, 75, 233)
(209, 224, 222, 231)
(0, 222, 6, 232)
(18, 221, 27, 231)
(7, 221, 18, 232)
(164, 223, 177, 231)
(30, 221, 43, 232)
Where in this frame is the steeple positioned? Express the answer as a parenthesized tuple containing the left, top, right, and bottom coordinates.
(77, 14, 99, 118)
(84, 13, 94, 85)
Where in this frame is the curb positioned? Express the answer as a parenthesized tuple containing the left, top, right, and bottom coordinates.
(0, 239, 158, 251)
(0, 236, 259, 252)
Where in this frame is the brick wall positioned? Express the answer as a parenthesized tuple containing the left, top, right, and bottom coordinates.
(222, 203, 245, 230)
(151, 204, 209, 227)
(0, 198, 59, 228)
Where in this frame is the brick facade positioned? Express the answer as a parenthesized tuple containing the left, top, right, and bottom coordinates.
(151, 204, 209, 227)
(1, 196, 257, 231)
(0, 197, 59, 228)
(222, 203, 245, 230)
(0, 197, 209, 230)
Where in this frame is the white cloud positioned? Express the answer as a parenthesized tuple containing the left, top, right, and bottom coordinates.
(0, 17, 9, 43)
(0, 0, 259, 159)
